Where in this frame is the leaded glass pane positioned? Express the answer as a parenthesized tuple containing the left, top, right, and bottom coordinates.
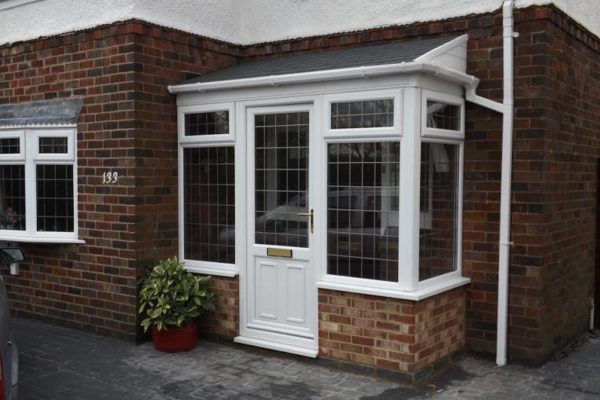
(184, 147, 235, 264)
(327, 142, 400, 282)
(0, 165, 25, 230)
(426, 101, 460, 131)
(36, 165, 74, 232)
(185, 111, 229, 136)
(255, 112, 309, 248)
(39, 137, 68, 154)
(331, 99, 394, 129)
(419, 143, 459, 280)
(0, 138, 20, 154)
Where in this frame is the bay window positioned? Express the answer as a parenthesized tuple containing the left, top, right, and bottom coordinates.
(177, 86, 465, 293)
(0, 128, 78, 241)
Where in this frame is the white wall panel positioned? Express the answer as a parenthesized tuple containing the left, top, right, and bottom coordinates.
(0, 0, 597, 47)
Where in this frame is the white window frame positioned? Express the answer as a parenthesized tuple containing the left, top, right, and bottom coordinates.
(317, 88, 407, 293)
(322, 89, 402, 139)
(176, 78, 469, 299)
(177, 104, 238, 277)
(0, 131, 25, 161)
(421, 89, 465, 139)
(0, 126, 80, 243)
(178, 102, 235, 145)
(33, 129, 75, 160)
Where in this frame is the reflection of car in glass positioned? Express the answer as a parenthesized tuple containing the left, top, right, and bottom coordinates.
(0, 275, 18, 400)
(327, 186, 399, 281)
(219, 187, 399, 249)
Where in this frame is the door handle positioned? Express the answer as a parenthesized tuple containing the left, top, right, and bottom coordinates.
(297, 209, 314, 233)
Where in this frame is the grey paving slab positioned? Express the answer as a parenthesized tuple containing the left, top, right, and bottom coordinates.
(12, 317, 600, 400)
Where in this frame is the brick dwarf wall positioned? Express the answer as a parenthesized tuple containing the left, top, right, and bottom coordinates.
(0, 21, 240, 339)
(319, 288, 465, 380)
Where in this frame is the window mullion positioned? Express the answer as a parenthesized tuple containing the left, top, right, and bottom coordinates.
(25, 131, 37, 235)
(397, 87, 421, 291)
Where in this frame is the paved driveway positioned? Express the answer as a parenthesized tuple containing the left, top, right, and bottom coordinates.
(14, 317, 600, 400)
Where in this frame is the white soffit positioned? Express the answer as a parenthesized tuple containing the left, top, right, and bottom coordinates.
(0, 0, 597, 48)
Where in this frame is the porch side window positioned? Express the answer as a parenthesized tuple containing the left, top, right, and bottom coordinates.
(183, 147, 235, 264)
(0, 129, 77, 239)
(325, 91, 401, 283)
(419, 142, 459, 280)
(180, 104, 236, 273)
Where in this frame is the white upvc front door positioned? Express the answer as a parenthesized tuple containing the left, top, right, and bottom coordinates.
(236, 103, 319, 357)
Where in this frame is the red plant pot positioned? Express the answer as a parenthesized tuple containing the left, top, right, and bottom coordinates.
(152, 323, 198, 352)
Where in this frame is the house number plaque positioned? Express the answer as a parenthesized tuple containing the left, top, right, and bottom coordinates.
(102, 171, 119, 184)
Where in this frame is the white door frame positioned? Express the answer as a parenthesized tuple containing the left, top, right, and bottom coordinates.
(235, 97, 323, 358)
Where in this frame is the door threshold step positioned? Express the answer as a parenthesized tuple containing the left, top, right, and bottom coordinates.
(234, 336, 318, 358)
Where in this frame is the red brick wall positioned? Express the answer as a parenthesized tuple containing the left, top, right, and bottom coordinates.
(132, 22, 238, 270)
(0, 25, 139, 336)
(537, 10, 599, 358)
(129, 23, 239, 337)
(0, 21, 240, 338)
(318, 288, 465, 380)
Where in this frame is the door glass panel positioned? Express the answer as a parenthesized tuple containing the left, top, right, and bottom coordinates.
(255, 112, 309, 248)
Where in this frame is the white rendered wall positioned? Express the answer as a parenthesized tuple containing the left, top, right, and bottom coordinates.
(0, 0, 598, 47)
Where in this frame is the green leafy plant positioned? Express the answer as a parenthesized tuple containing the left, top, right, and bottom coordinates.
(138, 257, 215, 332)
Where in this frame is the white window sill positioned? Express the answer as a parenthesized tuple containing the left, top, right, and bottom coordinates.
(0, 235, 85, 244)
(184, 261, 239, 278)
(316, 276, 470, 301)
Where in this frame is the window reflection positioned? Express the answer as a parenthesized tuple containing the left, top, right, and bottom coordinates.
(419, 142, 459, 280)
(327, 142, 400, 282)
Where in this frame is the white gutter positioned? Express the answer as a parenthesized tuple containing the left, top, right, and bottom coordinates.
(168, 62, 478, 94)
(465, 0, 515, 367)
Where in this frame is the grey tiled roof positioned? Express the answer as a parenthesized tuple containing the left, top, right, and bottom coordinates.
(0, 98, 84, 127)
(177, 36, 457, 85)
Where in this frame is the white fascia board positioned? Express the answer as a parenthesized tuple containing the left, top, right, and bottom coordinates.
(168, 62, 478, 94)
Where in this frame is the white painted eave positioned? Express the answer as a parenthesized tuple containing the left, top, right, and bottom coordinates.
(168, 62, 479, 94)
(1, 1, 596, 49)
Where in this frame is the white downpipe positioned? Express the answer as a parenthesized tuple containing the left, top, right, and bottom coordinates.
(465, 0, 515, 367)
(496, 0, 515, 367)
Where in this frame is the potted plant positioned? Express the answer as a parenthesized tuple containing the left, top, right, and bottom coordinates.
(138, 257, 215, 352)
